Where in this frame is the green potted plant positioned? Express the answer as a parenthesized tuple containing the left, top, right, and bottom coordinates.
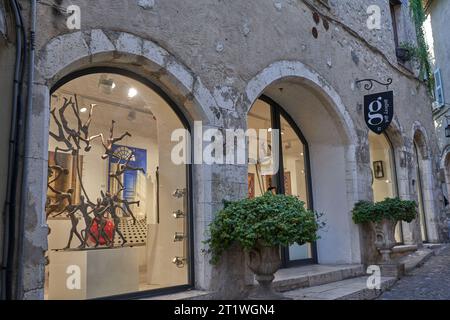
(204, 192, 324, 299)
(352, 198, 417, 263)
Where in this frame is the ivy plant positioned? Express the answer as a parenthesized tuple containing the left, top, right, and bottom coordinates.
(352, 198, 417, 224)
(204, 192, 324, 265)
(408, 0, 434, 95)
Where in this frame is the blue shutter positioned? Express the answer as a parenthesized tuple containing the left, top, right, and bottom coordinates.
(435, 68, 445, 107)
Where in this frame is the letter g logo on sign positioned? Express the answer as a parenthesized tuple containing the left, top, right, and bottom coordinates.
(368, 97, 384, 126)
(364, 91, 394, 135)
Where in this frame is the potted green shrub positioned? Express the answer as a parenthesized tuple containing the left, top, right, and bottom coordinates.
(204, 192, 324, 299)
(352, 198, 417, 263)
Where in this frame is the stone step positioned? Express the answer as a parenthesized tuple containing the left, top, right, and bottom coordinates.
(271, 264, 365, 292)
(283, 276, 397, 300)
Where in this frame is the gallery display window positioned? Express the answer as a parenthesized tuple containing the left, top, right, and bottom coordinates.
(414, 142, 428, 242)
(44, 69, 192, 299)
(247, 96, 317, 267)
(368, 132, 403, 243)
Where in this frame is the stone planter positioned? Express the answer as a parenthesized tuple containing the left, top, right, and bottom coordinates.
(372, 219, 397, 263)
(396, 47, 412, 63)
(246, 241, 286, 300)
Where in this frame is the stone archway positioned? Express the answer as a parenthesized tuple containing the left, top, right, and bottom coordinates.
(383, 121, 420, 244)
(244, 60, 362, 265)
(440, 147, 450, 206)
(412, 122, 439, 243)
(21, 30, 219, 299)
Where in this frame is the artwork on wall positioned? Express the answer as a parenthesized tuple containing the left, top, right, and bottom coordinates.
(373, 161, 385, 179)
(108, 144, 147, 202)
(263, 172, 292, 195)
(47, 151, 83, 216)
(248, 173, 255, 198)
(284, 172, 292, 195)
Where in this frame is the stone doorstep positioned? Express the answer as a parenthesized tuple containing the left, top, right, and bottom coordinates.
(143, 290, 214, 300)
(270, 264, 365, 292)
(399, 248, 435, 273)
(392, 244, 418, 254)
(142, 264, 365, 300)
(283, 276, 397, 300)
(141, 247, 447, 300)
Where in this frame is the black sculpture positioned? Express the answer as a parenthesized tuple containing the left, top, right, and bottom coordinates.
(46, 95, 144, 250)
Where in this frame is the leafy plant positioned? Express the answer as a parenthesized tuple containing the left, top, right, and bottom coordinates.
(204, 192, 324, 265)
(398, 42, 419, 62)
(408, 0, 434, 95)
(352, 198, 417, 224)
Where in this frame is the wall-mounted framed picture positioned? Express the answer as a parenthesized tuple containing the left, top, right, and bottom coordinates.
(373, 161, 384, 179)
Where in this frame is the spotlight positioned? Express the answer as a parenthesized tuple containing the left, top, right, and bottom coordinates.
(128, 88, 138, 98)
(80, 107, 88, 113)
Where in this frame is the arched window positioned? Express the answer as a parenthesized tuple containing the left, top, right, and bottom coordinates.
(247, 96, 317, 266)
(45, 69, 192, 299)
(414, 142, 428, 242)
(369, 132, 403, 243)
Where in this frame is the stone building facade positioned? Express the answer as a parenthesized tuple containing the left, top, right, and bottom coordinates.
(0, 0, 448, 299)
(427, 0, 450, 234)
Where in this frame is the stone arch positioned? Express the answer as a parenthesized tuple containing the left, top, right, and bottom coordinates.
(244, 60, 362, 264)
(23, 30, 220, 298)
(244, 60, 358, 145)
(36, 29, 218, 126)
(440, 147, 450, 209)
(383, 120, 419, 244)
(411, 122, 439, 242)
(412, 121, 431, 160)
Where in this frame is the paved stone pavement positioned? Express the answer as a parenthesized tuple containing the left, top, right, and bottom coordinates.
(379, 245, 450, 300)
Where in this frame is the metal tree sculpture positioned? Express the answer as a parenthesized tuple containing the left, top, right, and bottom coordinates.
(46, 95, 143, 249)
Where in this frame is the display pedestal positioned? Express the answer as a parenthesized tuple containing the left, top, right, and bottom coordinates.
(48, 247, 139, 300)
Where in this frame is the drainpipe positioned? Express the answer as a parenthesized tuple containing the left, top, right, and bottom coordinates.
(1, 0, 26, 300)
(16, 0, 37, 300)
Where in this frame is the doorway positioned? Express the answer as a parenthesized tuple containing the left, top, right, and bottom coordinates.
(247, 95, 317, 267)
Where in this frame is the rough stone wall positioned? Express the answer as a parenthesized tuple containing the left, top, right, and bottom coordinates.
(428, 0, 450, 239)
(430, 0, 450, 155)
(0, 1, 15, 298)
(429, 0, 450, 110)
(11, 0, 446, 298)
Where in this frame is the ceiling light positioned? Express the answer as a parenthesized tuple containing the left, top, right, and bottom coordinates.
(80, 107, 88, 113)
(268, 128, 272, 132)
(98, 76, 116, 95)
(128, 88, 138, 98)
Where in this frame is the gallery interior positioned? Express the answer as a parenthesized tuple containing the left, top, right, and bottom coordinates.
(45, 72, 190, 299)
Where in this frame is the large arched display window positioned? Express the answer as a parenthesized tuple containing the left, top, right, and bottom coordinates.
(414, 142, 428, 242)
(247, 96, 317, 266)
(368, 132, 403, 243)
(44, 68, 192, 299)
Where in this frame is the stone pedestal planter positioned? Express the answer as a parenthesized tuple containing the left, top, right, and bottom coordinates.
(247, 241, 287, 300)
(372, 219, 397, 263)
(372, 219, 405, 278)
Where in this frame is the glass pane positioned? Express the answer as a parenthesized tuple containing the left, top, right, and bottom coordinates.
(45, 73, 189, 299)
(247, 100, 277, 197)
(280, 115, 312, 260)
(368, 132, 402, 243)
(414, 143, 428, 242)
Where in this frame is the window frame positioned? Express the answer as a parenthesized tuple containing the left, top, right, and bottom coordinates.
(259, 95, 318, 267)
(50, 67, 195, 300)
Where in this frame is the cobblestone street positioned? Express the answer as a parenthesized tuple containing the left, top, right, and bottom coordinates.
(379, 246, 450, 300)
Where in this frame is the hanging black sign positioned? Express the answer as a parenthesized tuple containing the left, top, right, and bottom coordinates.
(364, 91, 394, 135)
